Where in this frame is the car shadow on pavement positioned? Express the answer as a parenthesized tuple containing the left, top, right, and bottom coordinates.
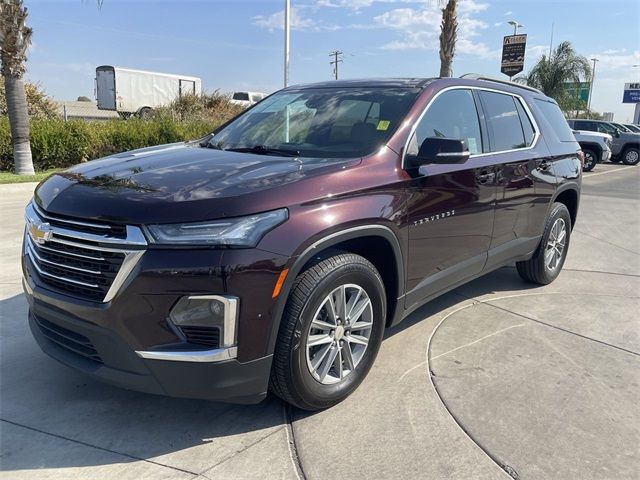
(384, 266, 541, 340)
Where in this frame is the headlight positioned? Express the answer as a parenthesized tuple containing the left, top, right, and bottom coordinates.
(605, 137, 612, 148)
(145, 208, 288, 246)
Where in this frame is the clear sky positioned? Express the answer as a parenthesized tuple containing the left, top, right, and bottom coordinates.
(24, 0, 640, 121)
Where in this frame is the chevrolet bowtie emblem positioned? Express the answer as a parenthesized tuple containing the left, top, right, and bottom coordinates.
(28, 219, 53, 244)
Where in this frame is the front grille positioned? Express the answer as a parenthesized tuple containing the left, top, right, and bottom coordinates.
(180, 326, 221, 348)
(33, 314, 102, 364)
(24, 203, 146, 303)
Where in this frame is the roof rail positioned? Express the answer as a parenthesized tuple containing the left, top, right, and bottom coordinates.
(459, 73, 542, 94)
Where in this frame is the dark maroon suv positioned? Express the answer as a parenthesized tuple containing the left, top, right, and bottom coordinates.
(22, 76, 582, 410)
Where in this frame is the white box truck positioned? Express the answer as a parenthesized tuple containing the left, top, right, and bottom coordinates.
(96, 66, 202, 117)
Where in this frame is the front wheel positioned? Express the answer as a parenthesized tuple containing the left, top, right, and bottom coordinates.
(582, 148, 597, 172)
(270, 253, 386, 410)
(621, 147, 640, 166)
(516, 202, 571, 285)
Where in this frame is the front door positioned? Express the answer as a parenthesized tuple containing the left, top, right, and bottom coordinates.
(404, 88, 496, 309)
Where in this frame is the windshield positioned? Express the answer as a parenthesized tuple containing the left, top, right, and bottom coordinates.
(208, 87, 419, 158)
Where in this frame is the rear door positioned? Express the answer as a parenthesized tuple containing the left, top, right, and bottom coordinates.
(96, 67, 116, 110)
(404, 88, 496, 308)
(477, 90, 554, 269)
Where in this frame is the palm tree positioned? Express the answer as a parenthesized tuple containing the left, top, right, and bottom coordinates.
(519, 41, 591, 104)
(439, 0, 457, 77)
(0, 0, 34, 174)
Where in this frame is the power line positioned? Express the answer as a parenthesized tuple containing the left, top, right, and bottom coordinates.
(329, 51, 343, 80)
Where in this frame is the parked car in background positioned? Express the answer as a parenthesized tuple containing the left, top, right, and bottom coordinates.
(571, 129, 612, 171)
(623, 123, 640, 134)
(96, 66, 202, 117)
(230, 91, 267, 108)
(23, 76, 581, 410)
(567, 119, 640, 165)
(610, 122, 635, 134)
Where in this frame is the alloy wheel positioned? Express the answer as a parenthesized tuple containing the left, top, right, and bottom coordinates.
(545, 218, 567, 271)
(305, 284, 373, 385)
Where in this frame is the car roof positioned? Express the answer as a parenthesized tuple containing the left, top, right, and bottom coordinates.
(283, 76, 549, 100)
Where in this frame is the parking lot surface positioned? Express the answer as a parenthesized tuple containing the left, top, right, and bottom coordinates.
(1, 163, 639, 479)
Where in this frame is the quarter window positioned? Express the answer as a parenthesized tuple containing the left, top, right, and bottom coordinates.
(408, 89, 483, 155)
(480, 91, 527, 151)
(515, 99, 536, 147)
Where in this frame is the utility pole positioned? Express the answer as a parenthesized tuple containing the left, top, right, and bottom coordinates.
(329, 51, 343, 80)
(548, 21, 554, 58)
(284, 0, 290, 87)
(587, 57, 598, 111)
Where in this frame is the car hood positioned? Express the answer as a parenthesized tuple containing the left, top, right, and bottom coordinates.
(35, 142, 359, 224)
(573, 130, 611, 140)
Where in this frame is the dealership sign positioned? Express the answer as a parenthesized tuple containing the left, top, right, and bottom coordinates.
(622, 83, 640, 103)
(501, 34, 527, 77)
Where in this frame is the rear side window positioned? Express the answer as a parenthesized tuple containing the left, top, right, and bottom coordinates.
(534, 99, 576, 142)
(479, 91, 527, 151)
(233, 92, 250, 101)
(409, 89, 483, 155)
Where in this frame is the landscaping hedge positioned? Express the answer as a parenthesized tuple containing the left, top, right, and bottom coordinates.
(0, 118, 218, 171)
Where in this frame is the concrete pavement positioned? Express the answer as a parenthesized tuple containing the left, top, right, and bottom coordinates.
(1, 163, 639, 479)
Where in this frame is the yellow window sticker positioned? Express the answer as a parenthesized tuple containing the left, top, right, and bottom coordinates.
(376, 120, 391, 131)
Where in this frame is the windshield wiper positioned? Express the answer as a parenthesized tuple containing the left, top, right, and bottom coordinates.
(225, 145, 301, 157)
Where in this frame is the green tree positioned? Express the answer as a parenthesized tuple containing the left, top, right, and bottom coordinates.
(438, 0, 457, 77)
(0, 0, 34, 174)
(518, 41, 591, 106)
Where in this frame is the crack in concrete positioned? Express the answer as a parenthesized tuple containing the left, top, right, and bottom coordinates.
(283, 404, 306, 480)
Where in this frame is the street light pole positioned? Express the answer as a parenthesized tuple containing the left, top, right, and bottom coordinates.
(587, 57, 598, 111)
(508, 20, 523, 36)
(284, 0, 290, 87)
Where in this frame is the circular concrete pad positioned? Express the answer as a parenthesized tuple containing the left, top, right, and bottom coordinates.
(430, 291, 640, 480)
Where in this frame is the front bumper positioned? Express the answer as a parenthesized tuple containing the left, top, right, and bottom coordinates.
(23, 241, 289, 403)
(602, 148, 612, 162)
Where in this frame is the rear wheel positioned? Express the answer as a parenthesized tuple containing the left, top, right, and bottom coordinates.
(582, 148, 597, 172)
(270, 253, 386, 411)
(621, 147, 640, 166)
(516, 202, 571, 285)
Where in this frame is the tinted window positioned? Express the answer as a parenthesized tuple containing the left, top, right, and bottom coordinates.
(409, 89, 482, 155)
(534, 99, 576, 142)
(233, 92, 250, 101)
(515, 98, 535, 147)
(597, 122, 617, 135)
(480, 91, 526, 151)
(209, 88, 419, 159)
(573, 120, 594, 131)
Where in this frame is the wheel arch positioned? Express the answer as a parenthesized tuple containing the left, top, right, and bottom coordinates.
(578, 141, 602, 160)
(266, 225, 405, 354)
(553, 186, 579, 229)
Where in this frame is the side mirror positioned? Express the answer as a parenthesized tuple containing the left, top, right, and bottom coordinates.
(614, 129, 621, 138)
(408, 137, 470, 167)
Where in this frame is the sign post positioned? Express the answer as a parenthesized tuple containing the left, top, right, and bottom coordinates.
(501, 34, 527, 80)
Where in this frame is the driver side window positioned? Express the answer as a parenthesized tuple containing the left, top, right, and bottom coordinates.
(408, 89, 483, 156)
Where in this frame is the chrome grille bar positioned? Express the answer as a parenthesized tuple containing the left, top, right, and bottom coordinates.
(24, 202, 147, 303)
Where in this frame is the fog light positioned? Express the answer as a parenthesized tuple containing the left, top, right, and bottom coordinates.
(169, 295, 238, 348)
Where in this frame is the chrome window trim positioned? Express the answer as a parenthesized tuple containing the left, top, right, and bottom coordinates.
(24, 202, 147, 303)
(135, 346, 238, 363)
(401, 85, 541, 169)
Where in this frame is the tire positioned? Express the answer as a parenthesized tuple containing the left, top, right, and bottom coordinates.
(270, 253, 386, 411)
(138, 107, 153, 119)
(621, 147, 640, 166)
(516, 202, 571, 285)
(582, 148, 597, 172)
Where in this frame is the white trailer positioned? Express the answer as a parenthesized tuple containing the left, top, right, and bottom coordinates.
(96, 66, 202, 116)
